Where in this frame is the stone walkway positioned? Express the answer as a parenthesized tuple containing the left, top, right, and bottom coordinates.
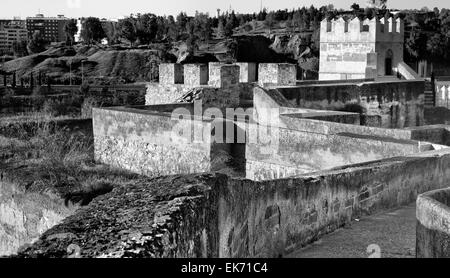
(287, 203, 416, 258)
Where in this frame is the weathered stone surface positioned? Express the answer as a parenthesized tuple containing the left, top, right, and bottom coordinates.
(277, 80, 425, 129)
(159, 63, 184, 85)
(245, 121, 423, 181)
(93, 107, 213, 178)
(416, 188, 450, 258)
(13, 173, 226, 258)
(258, 63, 297, 86)
(319, 17, 404, 80)
(184, 64, 208, 86)
(13, 149, 450, 258)
(0, 174, 78, 256)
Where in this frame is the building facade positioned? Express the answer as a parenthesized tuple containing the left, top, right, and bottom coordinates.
(26, 14, 72, 43)
(0, 18, 27, 54)
(319, 17, 404, 81)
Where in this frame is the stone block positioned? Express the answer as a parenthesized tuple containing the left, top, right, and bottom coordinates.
(258, 63, 297, 86)
(159, 63, 184, 85)
(184, 64, 209, 86)
(235, 63, 257, 83)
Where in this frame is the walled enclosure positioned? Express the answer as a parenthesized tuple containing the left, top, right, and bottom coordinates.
(15, 148, 450, 258)
(416, 188, 450, 258)
(319, 17, 404, 80)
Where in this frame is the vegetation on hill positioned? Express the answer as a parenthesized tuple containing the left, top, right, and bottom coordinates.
(2, 1, 450, 83)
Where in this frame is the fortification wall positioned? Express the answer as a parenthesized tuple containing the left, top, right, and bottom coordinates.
(245, 121, 426, 181)
(258, 63, 297, 86)
(276, 80, 425, 129)
(92, 107, 213, 177)
(15, 148, 450, 258)
(416, 187, 450, 258)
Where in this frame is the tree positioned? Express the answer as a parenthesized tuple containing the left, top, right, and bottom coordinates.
(80, 17, 106, 44)
(120, 19, 137, 45)
(103, 21, 119, 45)
(27, 30, 47, 54)
(64, 19, 78, 46)
(217, 18, 225, 38)
(264, 12, 276, 32)
(351, 3, 360, 11)
(224, 20, 234, 38)
(292, 10, 303, 31)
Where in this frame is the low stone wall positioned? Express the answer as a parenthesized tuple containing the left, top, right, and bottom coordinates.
(416, 188, 450, 258)
(14, 148, 450, 258)
(276, 80, 425, 129)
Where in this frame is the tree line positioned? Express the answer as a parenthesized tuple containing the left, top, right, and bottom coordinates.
(8, 3, 450, 64)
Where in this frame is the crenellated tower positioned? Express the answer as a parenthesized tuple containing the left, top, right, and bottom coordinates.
(319, 16, 404, 80)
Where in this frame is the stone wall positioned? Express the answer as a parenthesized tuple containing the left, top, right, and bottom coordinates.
(258, 63, 297, 86)
(416, 187, 450, 258)
(209, 62, 257, 86)
(145, 83, 193, 105)
(245, 122, 425, 181)
(159, 63, 184, 85)
(276, 80, 425, 128)
(319, 17, 404, 80)
(15, 148, 450, 258)
(93, 107, 214, 177)
(184, 64, 208, 86)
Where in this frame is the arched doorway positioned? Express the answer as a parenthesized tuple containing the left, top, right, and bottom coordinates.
(385, 49, 393, 76)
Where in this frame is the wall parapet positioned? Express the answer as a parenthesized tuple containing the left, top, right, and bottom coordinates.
(416, 188, 450, 258)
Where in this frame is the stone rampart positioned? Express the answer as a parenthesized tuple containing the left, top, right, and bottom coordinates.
(416, 187, 450, 258)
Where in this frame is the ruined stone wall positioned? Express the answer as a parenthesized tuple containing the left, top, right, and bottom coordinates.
(277, 80, 425, 129)
(92, 107, 213, 177)
(15, 149, 450, 258)
(416, 188, 450, 258)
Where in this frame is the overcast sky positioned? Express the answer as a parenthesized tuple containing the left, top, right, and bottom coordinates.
(0, 0, 448, 19)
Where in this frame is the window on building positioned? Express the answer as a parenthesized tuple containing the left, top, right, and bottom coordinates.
(362, 24, 370, 32)
(326, 21, 332, 32)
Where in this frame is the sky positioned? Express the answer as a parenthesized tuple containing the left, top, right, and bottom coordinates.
(0, 0, 448, 19)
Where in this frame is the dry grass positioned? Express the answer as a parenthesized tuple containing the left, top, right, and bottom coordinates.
(1, 115, 142, 206)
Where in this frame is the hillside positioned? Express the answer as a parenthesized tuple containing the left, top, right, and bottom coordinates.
(0, 32, 320, 85)
(0, 44, 177, 85)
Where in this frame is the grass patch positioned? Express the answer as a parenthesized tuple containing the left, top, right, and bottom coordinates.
(1, 115, 143, 206)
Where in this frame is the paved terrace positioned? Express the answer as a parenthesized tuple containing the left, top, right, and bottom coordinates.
(288, 203, 416, 258)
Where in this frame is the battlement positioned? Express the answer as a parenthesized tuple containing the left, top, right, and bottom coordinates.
(258, 63, 297, 86)
(320, 16, 404, 43)
(209, 62, 257, 86)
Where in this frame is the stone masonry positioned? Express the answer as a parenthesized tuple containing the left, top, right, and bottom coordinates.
(259, 63, 297, 86)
